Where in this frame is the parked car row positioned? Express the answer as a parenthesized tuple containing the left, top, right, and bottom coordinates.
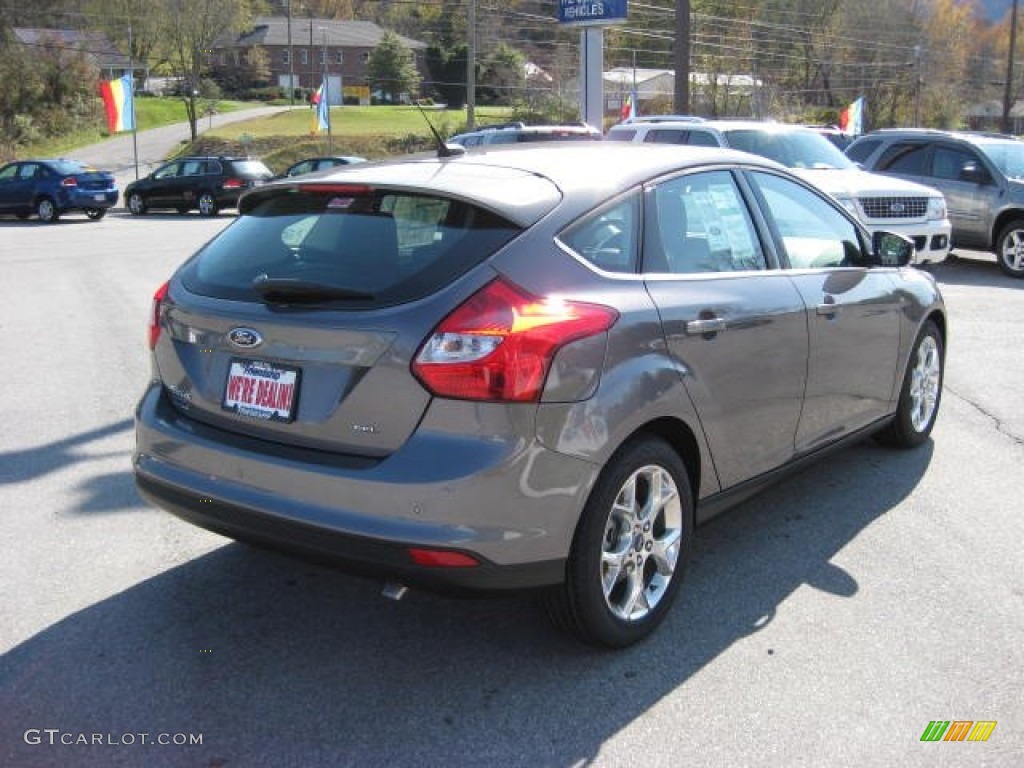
(0, 154, 367, 222)
(6, 121, 1024, 281)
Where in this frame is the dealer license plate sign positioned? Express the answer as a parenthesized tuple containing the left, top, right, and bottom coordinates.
(223, 359, 299, 422)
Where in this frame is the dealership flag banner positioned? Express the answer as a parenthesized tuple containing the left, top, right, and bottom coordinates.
(312, 77, 330, 134)
(840, 96, 865, 136)
(620, 91, 637, 121)
(99, 73, 135, 133)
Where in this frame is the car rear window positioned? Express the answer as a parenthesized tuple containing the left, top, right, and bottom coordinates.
(180, 187, 521, 306)
(230, 160, 274, 179)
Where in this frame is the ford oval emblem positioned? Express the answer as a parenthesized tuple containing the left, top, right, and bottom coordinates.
(890, 202, 906, 214)
(228, 327, 263, 349)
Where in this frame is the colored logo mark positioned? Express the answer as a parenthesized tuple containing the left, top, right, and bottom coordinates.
(920, 721, 997, 742)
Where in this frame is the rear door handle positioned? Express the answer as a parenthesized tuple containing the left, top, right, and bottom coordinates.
(685, 317, 727, 335)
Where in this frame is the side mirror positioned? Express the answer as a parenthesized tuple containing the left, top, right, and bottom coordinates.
(871, 231, 914, 267)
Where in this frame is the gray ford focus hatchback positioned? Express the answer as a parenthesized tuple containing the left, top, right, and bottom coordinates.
(134, 143, 945, 647)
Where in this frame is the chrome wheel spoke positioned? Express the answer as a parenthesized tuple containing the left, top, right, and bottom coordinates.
(651, 527, 682, 575)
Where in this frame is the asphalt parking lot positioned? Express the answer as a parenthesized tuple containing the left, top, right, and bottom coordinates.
(0, 212, 1021, 767)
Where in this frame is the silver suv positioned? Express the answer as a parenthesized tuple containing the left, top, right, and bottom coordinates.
(847, 129, 1024, 277)
(607, 119, 951, 265)
(448, 121, 601, 147)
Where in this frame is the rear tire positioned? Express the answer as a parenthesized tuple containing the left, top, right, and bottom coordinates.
(875, 320, 943, 449)
(36, 197, 59, 223)
(545, 436, 693, 648)
(84, 208, 106, 220)
(995, 220, 1024, 278)
(127, 192, 147, 215)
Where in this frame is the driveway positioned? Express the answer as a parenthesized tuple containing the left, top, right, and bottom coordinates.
(69, 104, 291, 197)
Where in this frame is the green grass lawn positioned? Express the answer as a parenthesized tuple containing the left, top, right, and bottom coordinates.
(205, 105, 512, 139)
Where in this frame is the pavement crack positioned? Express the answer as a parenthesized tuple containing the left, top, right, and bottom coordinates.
(945, 385, 1024, 447)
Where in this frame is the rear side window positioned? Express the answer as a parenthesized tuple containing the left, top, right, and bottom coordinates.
(606, 129, 636, 141)
(181, 188, 521, 306)
(230, 160, 272, 179)
(877, 143, 928, 174)
(560, 192, 640, 273)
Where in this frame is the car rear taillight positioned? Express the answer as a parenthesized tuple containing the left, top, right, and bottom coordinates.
(148, 281, 170, 350)
(222, 178, 245, 189)
(412, 278, 617, 402)
(61, 177, 78, 188)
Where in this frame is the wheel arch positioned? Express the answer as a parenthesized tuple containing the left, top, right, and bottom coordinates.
(990, 209, 1024, 249)
(618, 417, 702, 525)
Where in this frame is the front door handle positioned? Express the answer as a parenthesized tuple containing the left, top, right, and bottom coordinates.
(816, 295, 840, 317)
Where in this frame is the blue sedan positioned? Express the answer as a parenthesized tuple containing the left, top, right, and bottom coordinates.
(0, 159, 118, 222)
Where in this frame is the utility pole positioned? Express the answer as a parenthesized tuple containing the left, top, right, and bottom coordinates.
(287, 0, 294, 107)
(1003, 0, 1020, 134)
(674, 0, 690, 114)
(467, 0, 476, 130)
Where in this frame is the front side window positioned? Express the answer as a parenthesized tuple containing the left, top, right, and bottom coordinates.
(645, 171, 766, 274)
(932, 146, 981, 181)
(560, 192, 640, 273)
(751, 171, 863, 269)
(154, 163, 181, 180)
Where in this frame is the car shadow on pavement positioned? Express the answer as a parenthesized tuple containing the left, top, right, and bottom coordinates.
(929, 251, 1019, 288)
(0, 439, 932, 768)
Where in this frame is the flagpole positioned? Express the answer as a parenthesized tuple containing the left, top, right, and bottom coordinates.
(322, 28, 332, 153)
(129, 23, 139, 180)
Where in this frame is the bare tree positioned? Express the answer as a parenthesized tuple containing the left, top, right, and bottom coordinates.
(161, 0, 258, 140)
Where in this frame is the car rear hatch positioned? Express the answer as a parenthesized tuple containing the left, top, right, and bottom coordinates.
(150, 173, 558, 457)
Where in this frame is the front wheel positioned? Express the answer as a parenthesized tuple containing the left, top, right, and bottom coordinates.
(127, 192, 147, 215)
(995, 221, 1024, 278)
(197, 192, 218, 217)
(36, 197, 59, 223)
(84, 208, 106, 220)
(545, 436, 693, 648)
(875, 320, 943, 449)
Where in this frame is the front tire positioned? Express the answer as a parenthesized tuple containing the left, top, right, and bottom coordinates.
(127, 192, 147, 215)
(84, 208, 106, 220)
(197, 192, 218, 217)
(36, 197, 58, 223)
(876, 320, 943, 449)
(995, 221, 1024, 277)
(546, 436, 693, 648)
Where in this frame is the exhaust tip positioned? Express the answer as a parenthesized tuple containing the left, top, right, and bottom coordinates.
(382, 581, 409, 601)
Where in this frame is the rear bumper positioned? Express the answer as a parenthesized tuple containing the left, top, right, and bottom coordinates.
(133, 384, 592, 591)
(60, 188, 118, 211)
(135, 472, 564, 592)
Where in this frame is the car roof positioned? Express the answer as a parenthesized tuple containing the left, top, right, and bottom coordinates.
(247, 143, 785, 226)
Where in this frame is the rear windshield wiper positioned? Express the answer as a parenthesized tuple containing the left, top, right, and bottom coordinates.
(252, 276, 374, 303)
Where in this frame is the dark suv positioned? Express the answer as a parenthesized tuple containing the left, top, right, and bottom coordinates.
(847, 129, 1024, 277)
(125, 156, 273, 217)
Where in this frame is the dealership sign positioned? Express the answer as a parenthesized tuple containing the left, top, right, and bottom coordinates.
(558, 0, 628, 26)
